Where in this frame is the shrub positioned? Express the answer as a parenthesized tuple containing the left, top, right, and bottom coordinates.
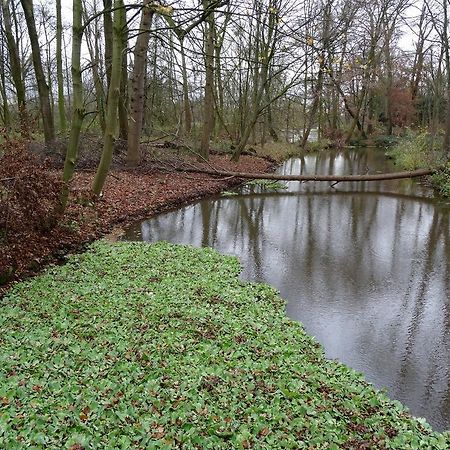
(0, 143, 63, 282)
(431, 163, 450, 197)
(0, 143, 62, 237)
(386, 132, 446, 170)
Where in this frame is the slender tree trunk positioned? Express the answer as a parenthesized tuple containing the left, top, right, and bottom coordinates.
(20, 0, 55, 145)
(200, 1, 215, 160)
(61, 0, 84, 211)
(56, 0, 66, 133)
(84, 6, 106, 133)
(231, 1, 278, 161)
(42, 9, 54, 125)
(146, 39, 158, 135)
(127, 1, 154, 166)
(92, 0, 124, 195)
(1, 0, 28, 137)
(118, 12, 128, 140)
(442, 0, 450, 158)
(180, 39, 192, 136)
(0, 42, 10, 129)
(103, 0, 113, 91)
(63, 31, 72, 110)
(384, 23, 394, 136)
(265, 77, 278, 141)
(301, 0, 331, 147)
(410, 3, 427, 101)
(301, 65, 324, 147)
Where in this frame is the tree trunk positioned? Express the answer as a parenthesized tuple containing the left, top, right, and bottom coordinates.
(384, 23, 394, 136)
(161, 166, 436, 183)
(0, 39, 10, 129)
(442, 0, 450, 158)
(103, 0, 113, 91)
(92, 0, 124, 195)
(84, 6, 106, 133)
(1, 0, 28, 137)
(118, 12, 128, 141)
(180, 40, 192, 136)
(20, 0, 55, 145)
(60, 0, 84, 211)
(127, 1, 154, 166)
(56, 0, 66, 133)
(200, 1, 215, 160)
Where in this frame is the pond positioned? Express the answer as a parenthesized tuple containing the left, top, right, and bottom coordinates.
(122, 147, 450, 431)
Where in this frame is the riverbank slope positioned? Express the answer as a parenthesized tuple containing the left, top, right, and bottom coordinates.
(0, 143, 273, 293)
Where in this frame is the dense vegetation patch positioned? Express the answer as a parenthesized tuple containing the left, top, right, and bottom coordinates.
(386, 132, 445, 171)
(430, 162, 450, 198)
(1, 242, 448, 449)
(387, 132, 450, 197)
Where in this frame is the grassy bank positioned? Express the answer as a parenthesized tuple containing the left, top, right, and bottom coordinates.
(386, 132, 450, 197)
(1, 242, 448, 448)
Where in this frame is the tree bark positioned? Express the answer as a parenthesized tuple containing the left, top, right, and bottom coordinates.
(103, 0, 113, 91)
(118, 13, 129, 141)
(92, 0, 124, 195)
(180, 39, 192, 136)
(20, 0, 55, 145)
(60, 0, 84, 211)
(127, 1, 154, 166)
(442, 0, 450, 158)
(200, 0, 215, 160)
(56, 0, 66, 133)
(1, 0, 28, 137)
(84, 5, 106, 133)
(161, 166, 436, 183)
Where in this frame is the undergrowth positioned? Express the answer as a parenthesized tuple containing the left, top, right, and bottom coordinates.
(386, 132, 446, 170)
(387, 132, 450, 197)
(1, 241, 448, 448)
(430, 162, 450, 197)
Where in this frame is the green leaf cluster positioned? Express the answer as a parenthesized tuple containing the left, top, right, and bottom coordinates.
(1, 242, 448, 448)
(431, 162, 450, 198)
(245, 179, 288, 190)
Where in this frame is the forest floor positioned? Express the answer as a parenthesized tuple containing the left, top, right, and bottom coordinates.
(1, 241, 448, 448)
(0, 140, 274, 295)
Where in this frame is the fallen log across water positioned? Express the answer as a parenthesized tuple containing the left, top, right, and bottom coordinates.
(156, 165, 436, 183)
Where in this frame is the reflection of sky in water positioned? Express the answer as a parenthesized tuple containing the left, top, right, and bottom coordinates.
(123, 148, 450, 431)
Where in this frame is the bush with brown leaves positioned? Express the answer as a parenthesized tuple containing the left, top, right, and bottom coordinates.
(0, 143, 62, 239)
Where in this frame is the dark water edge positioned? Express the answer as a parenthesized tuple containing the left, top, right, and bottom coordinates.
(122, 148, 450, 431)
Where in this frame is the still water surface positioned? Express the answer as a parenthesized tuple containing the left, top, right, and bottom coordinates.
(123, 148, 450, 431)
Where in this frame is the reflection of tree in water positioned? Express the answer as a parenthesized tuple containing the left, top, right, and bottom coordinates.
(391, 206, 450, 426)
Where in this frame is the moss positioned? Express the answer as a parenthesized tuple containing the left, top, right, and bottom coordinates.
(1, 241, 448, 448)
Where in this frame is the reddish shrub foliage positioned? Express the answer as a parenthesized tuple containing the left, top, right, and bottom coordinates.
(1, 144, 62, 281)
(390, 87, 416, 127)
(0, 143, 62, 234)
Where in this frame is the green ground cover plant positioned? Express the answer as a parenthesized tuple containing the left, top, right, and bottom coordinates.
(1, 242, 448, 449)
